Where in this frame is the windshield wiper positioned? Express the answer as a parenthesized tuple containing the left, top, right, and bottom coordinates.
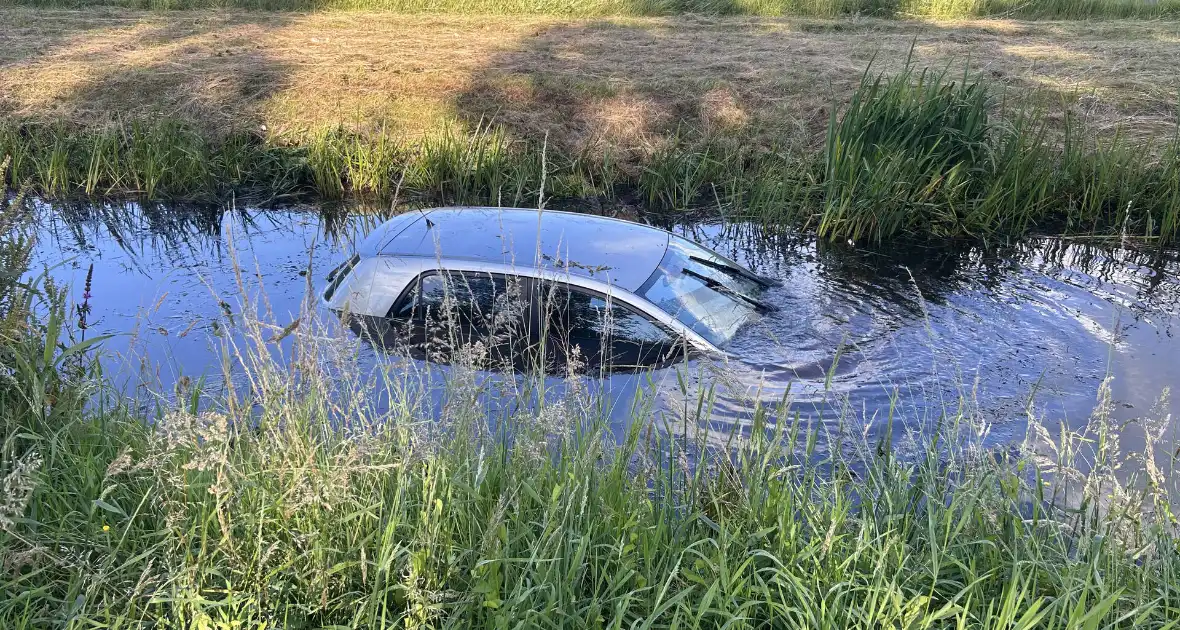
(681, 268, 778, 314)
(688, 255, 781, 288)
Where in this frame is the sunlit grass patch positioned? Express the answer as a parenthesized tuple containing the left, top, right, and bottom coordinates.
(3, 8, 1179, 152)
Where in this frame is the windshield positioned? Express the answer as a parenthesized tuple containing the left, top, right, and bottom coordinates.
(639, 237, 763, 347)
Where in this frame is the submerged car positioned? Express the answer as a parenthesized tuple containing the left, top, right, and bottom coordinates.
(323, 207, 778, 372)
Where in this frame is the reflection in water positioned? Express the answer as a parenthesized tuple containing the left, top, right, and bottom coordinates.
(27, 201, 1180, 463)
(30, 201, 372, 399)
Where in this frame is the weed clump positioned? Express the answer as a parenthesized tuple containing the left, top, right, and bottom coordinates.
(821, 64, 991, 241)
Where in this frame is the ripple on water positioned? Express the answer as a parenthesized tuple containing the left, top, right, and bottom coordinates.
(677, 224, 1179, 451)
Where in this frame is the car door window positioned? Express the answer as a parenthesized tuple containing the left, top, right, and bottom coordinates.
(366, 275, 426, 351)
(401, 271, 532, 364)
(388, 280, 419, 321)
(540, 282, 680, 370)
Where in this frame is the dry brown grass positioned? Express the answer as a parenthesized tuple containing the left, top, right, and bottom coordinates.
(2, 7, 1178, 153)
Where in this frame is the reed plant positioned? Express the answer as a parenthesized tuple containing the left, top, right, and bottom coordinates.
(639, 142, 725, 210)
(409, 124, 544, 207)
(0, 123, 306, 203)
(810, 62, 1180, 243)
(0, 122, 555, 207)
(819, 63, 992, 241)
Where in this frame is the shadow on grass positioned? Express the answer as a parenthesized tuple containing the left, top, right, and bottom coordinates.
(449, 17, 853, 156)
(445, 15, 1180, 159)
(0, 15, 110, 68)
(1, 10, 297, 131)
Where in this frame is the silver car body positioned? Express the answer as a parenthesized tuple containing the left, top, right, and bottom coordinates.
(324, 207, 761, 355)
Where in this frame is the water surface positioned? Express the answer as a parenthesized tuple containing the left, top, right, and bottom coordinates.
(31, 202, 1180, 458)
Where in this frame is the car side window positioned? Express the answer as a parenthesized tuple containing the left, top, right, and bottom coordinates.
(605, 299, 676, 345)
(573, 294, 670, 345)
(540, 281, 679, 369)
(409, 271, 529, 341)
(388, 280, 419, 321)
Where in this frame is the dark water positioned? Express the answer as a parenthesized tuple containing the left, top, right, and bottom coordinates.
(30, 202, 1180, 456)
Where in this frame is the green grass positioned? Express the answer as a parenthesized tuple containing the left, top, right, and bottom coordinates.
(2, 187, 1179, 627)
(3, 60, 1180, 244)
(814, 62, 1180, 242)
(0, 122, 554, 206)
(1, 0, 1178, 18)
(819, 63, 993, 241)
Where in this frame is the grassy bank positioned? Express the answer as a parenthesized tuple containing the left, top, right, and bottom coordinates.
(3, 10, 1177, 149)
(2, 175, 1180, 627)
(2, 0, 1179, 19)
(3, 8, 1180, 241)
(4, 62, 1180, 243)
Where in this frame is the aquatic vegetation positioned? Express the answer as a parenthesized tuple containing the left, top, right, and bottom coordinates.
(820, 62, 992, 241)
(0, 159, 34, 343)
(0, 122, 300, 203)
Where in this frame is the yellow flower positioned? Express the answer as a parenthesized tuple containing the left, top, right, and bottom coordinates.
(102, 524, 110, 532)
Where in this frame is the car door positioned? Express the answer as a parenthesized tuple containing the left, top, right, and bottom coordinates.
(536, 280, 683, 373)
(386, 269, 537, 369)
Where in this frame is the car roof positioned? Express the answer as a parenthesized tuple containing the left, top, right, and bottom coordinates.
(357, 207, 671, 293)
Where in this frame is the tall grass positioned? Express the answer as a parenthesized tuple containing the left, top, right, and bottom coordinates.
(4, 58, 1180, 244)
(820, 64, 991, 241)
(2, 203, 1179, 627)
(0, 123, 552, 206)
(0, 123, 305, 202)
(813, 62, 1180, 242)
(2, 0, 1178, 18)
